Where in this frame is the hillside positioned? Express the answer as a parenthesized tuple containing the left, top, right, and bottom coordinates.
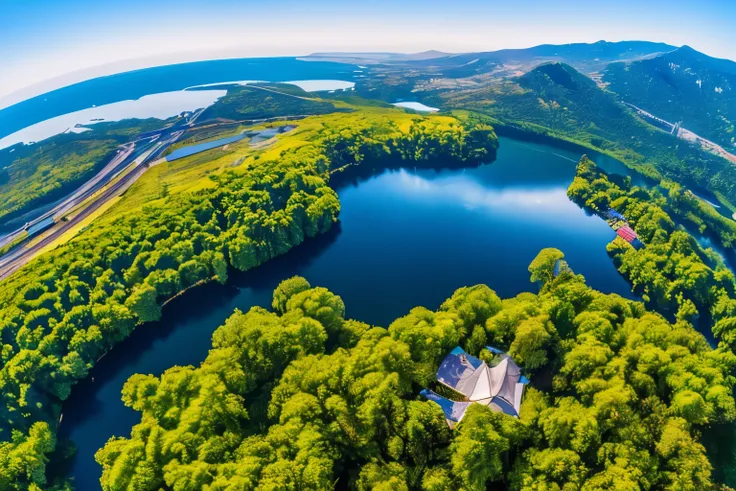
(198, 83, 347, 122)
(444, 62, 660, 150)
(0, 118, 170, 224)
(415, 40, 676, 78)
(443, 62, 736, 206)
(604, 46, 736, 150)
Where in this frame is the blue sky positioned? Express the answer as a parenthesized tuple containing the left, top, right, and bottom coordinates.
(1, 0, 735, 100)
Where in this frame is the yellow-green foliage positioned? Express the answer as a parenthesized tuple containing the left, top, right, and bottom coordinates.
(0, 118, 172, 222)
(568, 157, 736, 340)
(95, 256, 735, 490)
(0, 137, 119, 221)
(0, 108, 498, 490)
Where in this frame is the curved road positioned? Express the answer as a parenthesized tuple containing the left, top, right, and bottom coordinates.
(0, 112, 306, 281)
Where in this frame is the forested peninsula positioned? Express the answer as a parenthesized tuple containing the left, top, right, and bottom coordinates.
(94, 255, 735, 490)
(568, 156, 736, 345)
(0, 109, 498, 490)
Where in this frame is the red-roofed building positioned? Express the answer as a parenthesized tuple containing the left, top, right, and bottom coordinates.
(616, 226, 638, 243)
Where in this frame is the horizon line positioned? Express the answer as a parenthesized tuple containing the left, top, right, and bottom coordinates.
(0, 38, 721, 112)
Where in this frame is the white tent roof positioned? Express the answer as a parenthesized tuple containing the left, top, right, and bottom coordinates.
(434, 347, 527, 418)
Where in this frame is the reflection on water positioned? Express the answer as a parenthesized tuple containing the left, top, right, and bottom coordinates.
(392, 101, 439, 112)
(392, 169, 578, 214)
(61, 136, 639, 490)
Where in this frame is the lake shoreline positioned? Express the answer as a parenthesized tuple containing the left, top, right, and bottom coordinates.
(57, 132, 643, 489)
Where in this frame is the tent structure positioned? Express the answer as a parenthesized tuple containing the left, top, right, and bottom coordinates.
(616, 225, 638, 243)
(420, 389, 471, 428)
(424, 346, 528, 426)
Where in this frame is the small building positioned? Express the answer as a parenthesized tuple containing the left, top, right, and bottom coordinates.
(423, 346, 528, 427)
(616, 225, 638, 243)
(604, 209, 626, 222)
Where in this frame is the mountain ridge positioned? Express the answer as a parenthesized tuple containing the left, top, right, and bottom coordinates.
(603, 44, 736, 149)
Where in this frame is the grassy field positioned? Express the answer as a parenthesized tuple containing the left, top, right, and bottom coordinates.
(95, 106, 450, 226)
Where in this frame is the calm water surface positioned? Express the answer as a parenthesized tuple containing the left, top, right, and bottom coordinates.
(60, 136, 638, 489)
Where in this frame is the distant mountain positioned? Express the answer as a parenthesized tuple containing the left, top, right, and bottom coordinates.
(603, 46, 736, 150)
(476, 62, 638, 138)
(444, 62, 649, 149)
(518, 61, 599, 91)
(414, 40, 676, 78)
(304, 50, 451, 64)
(443, 62, 736, 205)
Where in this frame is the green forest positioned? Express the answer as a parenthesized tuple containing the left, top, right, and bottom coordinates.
(603, 46, 736, 151)
(198, 84, 347, 122)
(4, 55, 736, 491)
(93, 252, 736, 490)
(0, 119, 172, 223)
(442, 62, 736, 209)
(0, 110, 499, 490)
(567, 157, 736, 347)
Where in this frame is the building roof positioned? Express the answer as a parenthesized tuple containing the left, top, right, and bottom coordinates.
(428, 346, 527, 424)
(420, 389, 470, 427)
(616, 226, 638, 243)
(604, 209, 626, 221)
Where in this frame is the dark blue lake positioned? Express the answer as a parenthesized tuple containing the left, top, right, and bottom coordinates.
(59, 136, 637, 490)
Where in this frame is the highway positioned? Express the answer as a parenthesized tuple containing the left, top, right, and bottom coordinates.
(0, 111, 308, 281)
(0, 125, 181, 279)
(0, 107, 309, 281)
(0, 143, 139, 250)
(626, 102, 736, 164)
(0, 81, 331, 278)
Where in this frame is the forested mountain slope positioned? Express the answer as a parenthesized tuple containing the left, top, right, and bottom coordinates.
(444, 62, 736, 207)
(198, 83, 346, 122)
(604, 46, 736, 150)
(426, 40, 675, 78)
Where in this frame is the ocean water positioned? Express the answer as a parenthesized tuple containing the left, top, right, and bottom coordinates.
(0, 57, 357, 140)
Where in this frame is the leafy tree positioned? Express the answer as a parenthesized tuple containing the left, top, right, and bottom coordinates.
(96, 264, 736, 490)
(528, 248, 565, 286)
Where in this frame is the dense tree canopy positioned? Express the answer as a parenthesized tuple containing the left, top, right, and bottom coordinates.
(96, 253, 736, 490)
(0, 110, 498, 489)
(568, 156, 736, 338)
